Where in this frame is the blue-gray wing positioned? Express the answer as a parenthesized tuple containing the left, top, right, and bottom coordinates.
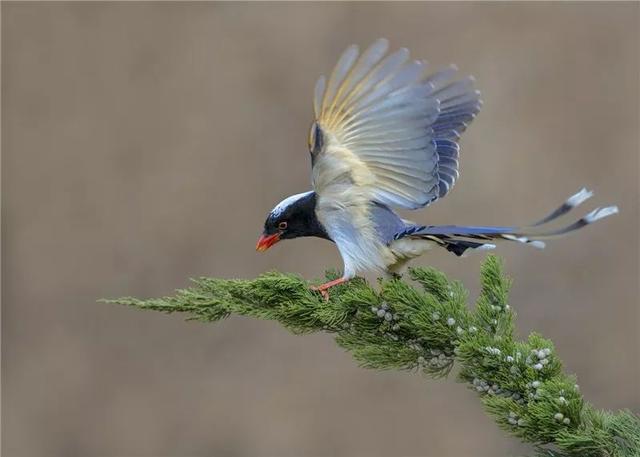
(311, 39, 482, 210)
(429, 69, 482, 199)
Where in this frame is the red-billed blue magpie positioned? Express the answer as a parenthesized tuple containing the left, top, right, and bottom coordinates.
(256, 39, 618, 299)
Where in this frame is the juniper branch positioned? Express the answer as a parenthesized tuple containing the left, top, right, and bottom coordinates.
(103, 255, 639, 457)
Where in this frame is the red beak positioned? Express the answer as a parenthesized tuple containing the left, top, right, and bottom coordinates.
(256, 233, 281, 252)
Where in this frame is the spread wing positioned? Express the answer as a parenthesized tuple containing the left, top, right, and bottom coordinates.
(309, 38, 481, 210)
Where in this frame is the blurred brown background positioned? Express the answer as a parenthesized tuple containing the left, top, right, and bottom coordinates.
(2, 2, 638, 456)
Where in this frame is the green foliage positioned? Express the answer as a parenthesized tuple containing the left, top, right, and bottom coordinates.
(103, 255, 639, 457)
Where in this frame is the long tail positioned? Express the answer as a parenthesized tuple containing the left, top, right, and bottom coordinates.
(394, 188, 618, 256)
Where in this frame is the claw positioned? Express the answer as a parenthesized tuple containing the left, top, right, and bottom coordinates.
(310, 277, 349, 301)
(310, 285, 330, 301)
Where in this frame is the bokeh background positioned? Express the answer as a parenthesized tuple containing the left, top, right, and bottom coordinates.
(3, 2, 638, 456)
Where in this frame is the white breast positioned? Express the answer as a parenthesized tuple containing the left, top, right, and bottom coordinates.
(316, 199, 394, 278)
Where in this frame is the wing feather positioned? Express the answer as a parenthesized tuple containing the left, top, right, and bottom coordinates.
(313, 76, 326, 118)
(327, 48, 410, 129)
(311, 39, 481, 209)
(321, 45, 360, 117)
(331, 38, 390, 112)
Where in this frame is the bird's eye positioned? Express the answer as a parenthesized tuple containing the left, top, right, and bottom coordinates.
(278, 221, 288, 230)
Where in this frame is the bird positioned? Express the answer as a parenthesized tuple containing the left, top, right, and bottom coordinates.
(255, 38, 618, 299)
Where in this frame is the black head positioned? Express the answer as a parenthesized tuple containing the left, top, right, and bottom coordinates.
(256, 191, 329, 251)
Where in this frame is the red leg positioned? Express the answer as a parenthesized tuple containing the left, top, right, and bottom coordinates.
(310, 277, 350, 300)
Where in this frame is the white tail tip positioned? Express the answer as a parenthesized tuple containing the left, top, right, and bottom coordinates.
(462, 243, 496, 257)
(567, 188, 594, 208)
(584, 206, 619, 224)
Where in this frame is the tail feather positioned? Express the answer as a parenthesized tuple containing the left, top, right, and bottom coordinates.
(392, 189, 618, 257)
(526, 205, 619, 238)
(529, 187, 594, 226)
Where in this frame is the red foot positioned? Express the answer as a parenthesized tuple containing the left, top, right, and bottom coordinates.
(310, 277, 349, 301)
